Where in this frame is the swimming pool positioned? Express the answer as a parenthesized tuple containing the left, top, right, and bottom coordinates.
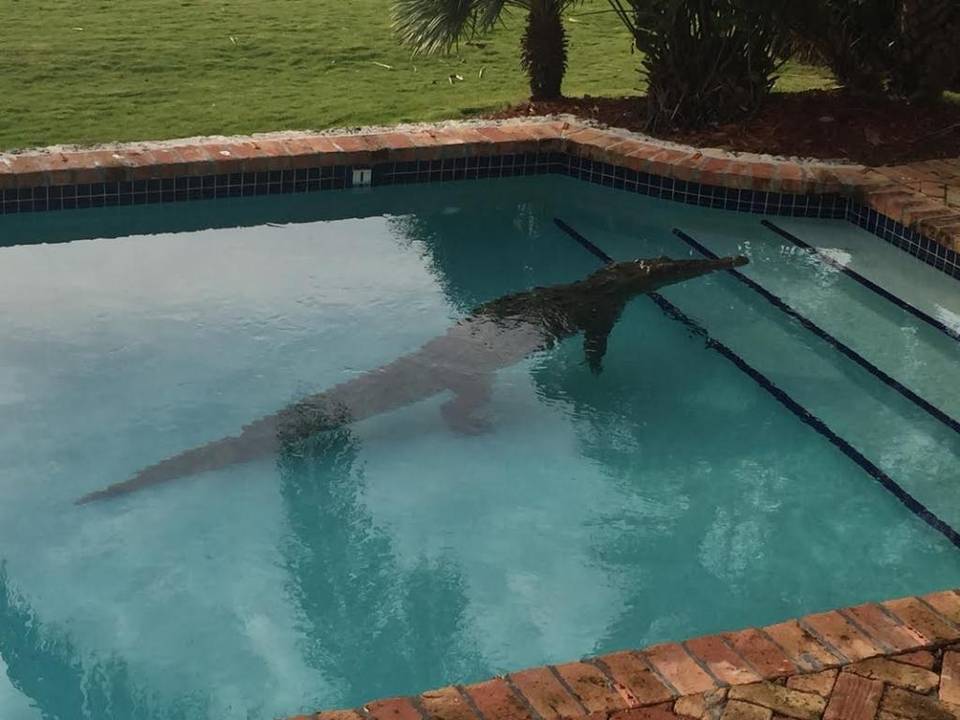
(1, 173, 959, 720)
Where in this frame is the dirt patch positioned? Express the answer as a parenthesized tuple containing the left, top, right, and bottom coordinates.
(489, 90, 960, 166)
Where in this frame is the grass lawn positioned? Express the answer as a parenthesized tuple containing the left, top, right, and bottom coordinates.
(0, 0, 833, 151)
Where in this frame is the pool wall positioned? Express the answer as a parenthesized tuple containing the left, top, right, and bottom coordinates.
(1, 119, 958, 279)
(291, 588, 960, 720)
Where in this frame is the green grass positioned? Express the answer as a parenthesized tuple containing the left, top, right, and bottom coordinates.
(0, 0, 833, 150)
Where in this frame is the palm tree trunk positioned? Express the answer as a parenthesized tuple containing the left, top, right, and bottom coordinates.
(895, 0, 958, 101)
(521, 0, 567, 101)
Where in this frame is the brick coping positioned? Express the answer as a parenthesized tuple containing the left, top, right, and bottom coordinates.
(0, 118, 957, 257)
(289, 589, 960, 720)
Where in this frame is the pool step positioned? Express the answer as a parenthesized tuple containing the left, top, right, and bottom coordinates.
(287, 589, 960, 720)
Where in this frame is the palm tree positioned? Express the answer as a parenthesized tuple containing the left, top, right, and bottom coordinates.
(894, 0, 959, 101)
(393, 0, 580, 100)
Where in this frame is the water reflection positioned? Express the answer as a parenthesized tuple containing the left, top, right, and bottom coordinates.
(277, 431, 487, 707)
(529, 300, 960, 651)
(0, 565, 205, 720)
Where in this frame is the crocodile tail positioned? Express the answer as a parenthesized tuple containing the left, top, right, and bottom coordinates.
(74, 396, 354, 505)
(75, 427, 281, 505)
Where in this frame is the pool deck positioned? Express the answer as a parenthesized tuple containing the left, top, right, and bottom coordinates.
(290, 589, 960, 720)
(1, 117, 958, 255)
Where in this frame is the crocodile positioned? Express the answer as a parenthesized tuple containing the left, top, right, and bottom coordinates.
(76, 254, 747, 504)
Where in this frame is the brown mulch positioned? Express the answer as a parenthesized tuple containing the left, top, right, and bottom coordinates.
(488, 90, 960, 166)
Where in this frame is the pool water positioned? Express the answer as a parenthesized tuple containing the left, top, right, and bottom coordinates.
(1, 176, 959, 720)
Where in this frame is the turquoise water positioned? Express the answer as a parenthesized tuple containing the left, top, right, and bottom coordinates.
(1, 176, 959, 720)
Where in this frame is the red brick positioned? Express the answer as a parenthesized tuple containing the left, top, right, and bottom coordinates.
(380, 132, 417, 150)
(553, 661, 626, 712)
(883, 597, 960, 645)
(941, 651, 960, 706)
(673, 691, 726, 719)
(475, 126, 538, 154)
(441, 126, 494, 147)
(323, 137, 370, 164)
(425, 128, 477, 158)
(41, 151, 94, 184)
(224, 141, 275, 172)
(698, 158, 735, 187)
(510, 667, 583, 720)
(881, 686, 960, 720)
(609, 705, 682, 720)
(364, 697, 423, 720)
(646, 149, 697, 180)
(142, 147, 189, 178)
(597, 652, 676, 706)
(685, 635, 762, 686)
(0, 159, 16, 190)
(175, 144, 217, 175)
(7, 155, 51, 188)
(190, 143, 237, 173)
(85, 149, 133, 182)
(811, 166, 847, 194)
(671, 153, 703, 183)
(723, 629, 797, 679)
(721, 700, 772, 720)
(275, 137, 324, 169)
(209, 140, 258, 163)
(565, 126, 616, 148)
(924, 591, 960, 627)
(801, 612, 883, 663)
(763, 621, 843, 671)
(842, 604, 927, 653)
(823, 672, 883, 720)
(474, 126, 519, 145)
(786, 670, 837, 698)
(419, 687, 478, 720)
(624, 143, 661, 169)
(728, 683, 825, 720)
(464, 679, 534, 720)
(607, 138, 643, 159)
(644, 643, 717, 696)
(776, 163, 808, 194)
(847, 657, 939, 692)
(329, 134, 378, 154)
(748, 162, 780, 191)
(316, 712, 364, 720)
(724, 161, 763, 190)
(892, 650, 936, 669)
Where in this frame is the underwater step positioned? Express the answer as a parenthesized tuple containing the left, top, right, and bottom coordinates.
(564, 215, 960, 534)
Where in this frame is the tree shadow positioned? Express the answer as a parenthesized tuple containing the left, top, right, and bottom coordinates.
(0, 564, 205, 720)
(277, 430, 488, 708)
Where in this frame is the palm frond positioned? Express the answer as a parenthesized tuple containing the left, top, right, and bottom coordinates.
(393, 0, 489, 54)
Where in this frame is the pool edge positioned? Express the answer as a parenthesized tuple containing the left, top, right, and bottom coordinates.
(289, 588, 960, 720)
(1, 119, 958, 279)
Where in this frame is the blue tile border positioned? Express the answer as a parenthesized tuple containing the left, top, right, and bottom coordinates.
(846, 201, 960, 279)
(0, 150, 954, 280)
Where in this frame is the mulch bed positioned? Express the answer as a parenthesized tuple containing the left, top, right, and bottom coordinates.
(489, 90, 960, 166)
